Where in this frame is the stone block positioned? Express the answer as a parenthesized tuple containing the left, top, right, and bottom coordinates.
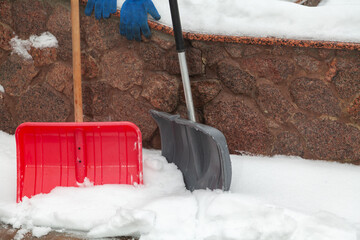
(204, 93, 273, 155)
(29, 47, 57, 67)
(298, 0, 322, 7)
(180, 79, 222, 108)
(0, 93, 16, 134)
(46, 4, 72, 60)
(173, 104, 203, 123)
(224, 43, 244, 58)
(217, 59, 257, 96)
(81, 53, 99, 79)
(348, 95, 360, 123)
(151, 30, 176, 50)
(46, 61, 73, 97)
(0, 22, 14, 51)
(318, 48, 335, 60)
(290, 77, 341, 116)
(192, 41, 228, 66)
(111, 93, 157, 144)
(12, 0, 47, 38)
(0, 54, 39, 96)
(325, 58, 337, 82)
(294, 55, 322, 73)
(0, 224, 138, 240)
(0, 49, 4, 60)
(139, 42, 166, 71)
(129, 85, 142, 99)
(87, 81, 113, 116)
(240, 56, 295, 84)
(15, 84, 71, 124)
(165, 47, 203, 76)
(101, 48, 143, 91)
(141, 72, 179, 112)
(292, 114, 360, 163)
(243, 45, 265, 56)
(81, 13, 125, 52)
(293, 47, 319, 59)
(0, 0, 13, 27)
(334, 54, 360, 71)
(0, 224, 18, 240)
(272, 131, 304, 157)
(257, 83, 295, 123)
(271, 45, 294, 56)
(150, 129, 161, 150)
(332, 70, 360, 99)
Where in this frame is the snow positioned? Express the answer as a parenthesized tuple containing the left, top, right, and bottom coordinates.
(32, 227, 52, 238)
(9, 36, 32, 60)
(116, 0, 360, 43)
(0, 131, 16, 203)
(2, 1, 360, 238)
(10, 32, 58, 60)
(29, 32, 59, 49)
(231, 155, 360, 223)
(0, 131, 360, 239)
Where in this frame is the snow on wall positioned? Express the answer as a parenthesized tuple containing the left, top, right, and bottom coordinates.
(9, 32, 58, 60)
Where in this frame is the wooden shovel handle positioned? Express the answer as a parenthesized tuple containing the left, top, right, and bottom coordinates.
(71, 0, 83, 123)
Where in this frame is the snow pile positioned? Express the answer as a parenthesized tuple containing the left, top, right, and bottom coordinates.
(88, 208, 156, 238)
(115, 0, 360, 43)
(28, 32, 59, 49)
(0, 131, 16, 203)
(231, 155, 360, 224)
(10, 32, 58, 60)
(0, 131, 360, 239)
(9, 36, 32, 60)
(31, 227, 52, 238)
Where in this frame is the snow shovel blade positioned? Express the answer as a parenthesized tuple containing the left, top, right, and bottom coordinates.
(150, 110, 231, 191)
(16, 122, 142, 202)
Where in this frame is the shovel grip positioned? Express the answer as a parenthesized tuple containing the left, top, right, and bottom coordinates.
(75, 129, 86, 183)
(169, 0, 185, 52)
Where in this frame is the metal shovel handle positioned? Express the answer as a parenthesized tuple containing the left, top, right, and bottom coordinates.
(169, 0, 196, 122)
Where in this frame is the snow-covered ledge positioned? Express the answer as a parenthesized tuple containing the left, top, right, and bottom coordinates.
(80, 0, 360, 51)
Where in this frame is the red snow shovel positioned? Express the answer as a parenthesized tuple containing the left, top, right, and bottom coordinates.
(15, 0, 143, 202)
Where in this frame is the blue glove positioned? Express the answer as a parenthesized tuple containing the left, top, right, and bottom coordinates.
(120, 0, 161, 41)
(85, 0, 117, 19)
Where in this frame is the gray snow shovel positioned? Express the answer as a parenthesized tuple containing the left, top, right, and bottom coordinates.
(150, 0, 231, 191)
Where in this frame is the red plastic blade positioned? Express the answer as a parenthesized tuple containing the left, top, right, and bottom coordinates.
(16, 122, 142, 202)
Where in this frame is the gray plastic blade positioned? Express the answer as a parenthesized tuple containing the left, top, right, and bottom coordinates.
(150, 110, 231, 191)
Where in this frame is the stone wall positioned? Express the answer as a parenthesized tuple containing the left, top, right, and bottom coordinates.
(1, 0, 360, 164)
